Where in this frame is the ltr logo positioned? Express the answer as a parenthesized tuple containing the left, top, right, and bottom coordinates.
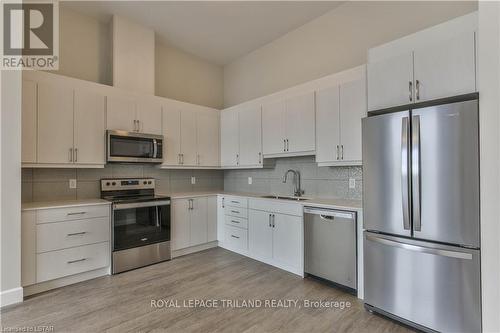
(3, 3, 53, 55)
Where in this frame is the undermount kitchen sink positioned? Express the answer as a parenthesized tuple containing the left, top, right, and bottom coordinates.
(260, 195, 310, 201)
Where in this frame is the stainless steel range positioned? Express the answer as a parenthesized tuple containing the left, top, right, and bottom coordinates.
(101, 178, 171, 274)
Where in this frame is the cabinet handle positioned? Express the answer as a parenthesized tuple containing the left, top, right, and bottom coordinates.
(341, 145, 344, 160)
(180, 154, 184, 165)
(188, 199, 193, 210)
(416, 80, 420, 100)
(258, 152, 262, 164)
(409, 81, 413, 102)
(231, 210, 239, 214)
(283, 139, 286, 152)
(67, 258, 87, 264)
(269, 214, 272, 227)
(222, 198, 225, 208)
(197, 154, 200, 165)
(74, 148, 78, 162)
(69, 148, 73, 162)
(231, 235, 240, 239)
(231, 220, 240, 224)
(67, 211, 86, 216)
(286, 139, 289, 152)
(272, 214, 275, 228)
(236, 154, 239, 165)
(336, 145, 339, 160)
(67, 231, 86, 236)
(230, 200, 239, 204)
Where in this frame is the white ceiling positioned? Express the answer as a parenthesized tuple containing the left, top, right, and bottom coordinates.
(62, 1, 342, 65)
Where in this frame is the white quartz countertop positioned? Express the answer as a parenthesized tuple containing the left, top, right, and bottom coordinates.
(22, 199, 111, 211)
(159, 191, 362, 212)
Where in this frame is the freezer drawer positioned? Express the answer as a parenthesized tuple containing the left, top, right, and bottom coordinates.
(364, 231, 481, 333)
(304, 207, 356, 289)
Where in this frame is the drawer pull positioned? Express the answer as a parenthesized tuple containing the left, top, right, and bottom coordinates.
(67, 231, 87, 236)
(231, 235, 240, 239)
(231, 220, 240, 224)
(67, 258, 87, 264)
(231, 201, 239, 204)
(141, 238, 148, 241)
(67, 212, 86, 216)
(231, 210, 240, 214)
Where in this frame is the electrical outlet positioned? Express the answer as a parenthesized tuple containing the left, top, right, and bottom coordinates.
(248, 177, 252, 185)
(69, 179, 77, 189)
(191, 176, 196, 185)
(349, 178, 356, 189)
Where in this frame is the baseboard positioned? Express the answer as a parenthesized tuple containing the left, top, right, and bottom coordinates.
(0, 287, 23, 307)
(172, 241, 218, 258)
(23, 267, 110, 297)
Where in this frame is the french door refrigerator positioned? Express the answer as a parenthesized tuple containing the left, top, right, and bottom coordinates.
(362, 94, 481, 333)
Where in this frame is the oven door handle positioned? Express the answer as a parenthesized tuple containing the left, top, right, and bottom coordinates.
(113, 200, 171, 210)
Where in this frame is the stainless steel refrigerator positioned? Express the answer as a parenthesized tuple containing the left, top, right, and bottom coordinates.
(362, 95, 481, 333)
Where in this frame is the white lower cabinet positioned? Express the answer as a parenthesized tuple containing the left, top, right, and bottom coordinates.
(171, 196, 217, 251)
(248, 210, 273, 262)
(21, 203, 111, 290)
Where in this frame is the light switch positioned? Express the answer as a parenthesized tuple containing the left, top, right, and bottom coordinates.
(191, 177, 196, 185)
(69, 179, 77, 189)
(349, 178, 356, 189)
(248, 177, 252, 185)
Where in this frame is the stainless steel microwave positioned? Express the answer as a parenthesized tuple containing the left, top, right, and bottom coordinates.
(107, 130, 163, 163)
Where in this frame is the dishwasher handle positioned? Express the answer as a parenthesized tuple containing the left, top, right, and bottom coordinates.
(303, 207, 355, 220)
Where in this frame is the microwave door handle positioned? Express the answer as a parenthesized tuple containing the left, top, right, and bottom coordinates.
(153, 139, 158, 158)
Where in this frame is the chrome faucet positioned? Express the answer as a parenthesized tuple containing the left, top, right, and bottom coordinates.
(283, 169, 304, 197)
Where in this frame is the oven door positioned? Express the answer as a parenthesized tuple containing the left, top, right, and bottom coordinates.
(112, 200, 171, 251)
(107, 130, 163, 163)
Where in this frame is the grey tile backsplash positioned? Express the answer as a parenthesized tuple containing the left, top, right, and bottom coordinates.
(224, 156, 363, 200)
(22, 157, 362, 202)
(21, 165, 224, 203)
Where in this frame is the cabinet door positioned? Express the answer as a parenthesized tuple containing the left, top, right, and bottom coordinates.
(136, 98, 162, 135)
(37, 82, 74, 164)
(180, 107, 198, 166)
(162, 107, 181, 166)
(262, 100, 286, 155)
(74, 88, 105, 165)
(220, 109, 239, 166)
(106, 94, 136, 131)
(339, 79, 366, 162)
(285, 92, 316, 153)
(197, 110, 219, 167)
(22, 80, 37, 163)
(413, 32, 476, 102)
(171, 199, 191, 250)
(239, 106, 262, 166)
(367, 53, 413, 111)
(190, 197, 208, 246)
(315, 86, 340, 163)
(207, 196, 217, 242)
(272, 213, 302, 270)
(248, 209, 273, 262)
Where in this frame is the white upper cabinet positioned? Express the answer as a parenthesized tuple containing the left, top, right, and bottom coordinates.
(220, 109, 239, 167)
(315, 85, 340, 164)
(262, 91, 315, 157)
(367, 53, 413, 111)
(136, 98, 162, 135)
(262, 99, 286, 155)
(196, 110, 219, 167)
(339, 79, 366, 163)
(22, 80, 37, 163)
(180, 107, 198, 166)
(285, 92, 316, 153)
(238, 106, 262, 166)
(37, 82, 74, 164)
(413, 32, 476, 102)
(162, 107, 181, 166)
(74, 89, 105, 165)
(106, 94, 136, 132)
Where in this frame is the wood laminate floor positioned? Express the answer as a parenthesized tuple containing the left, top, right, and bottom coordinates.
(1, 248, 411, 333)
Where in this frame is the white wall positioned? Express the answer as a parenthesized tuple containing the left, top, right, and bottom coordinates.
(478, 3, 500, 332)
(223, 1, 477, 107)
(0, 70, 23, 306)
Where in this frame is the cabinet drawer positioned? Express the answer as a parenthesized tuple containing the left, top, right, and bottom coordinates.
(224, 225, 248, 253)
(37, 205, 110, 224)
(223, 196, 248, 209)
(224, 206, 248, 219)
(36, 217, 110, 253)
(225, 215, 248, 229)
(37, 242, 109, 283)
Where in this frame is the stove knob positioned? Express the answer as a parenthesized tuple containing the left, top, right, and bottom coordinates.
(106, 182, 110, 186)
(148, 181, 152, 184)
(112, 182, 116, 186)
(143, 181, 147, 185)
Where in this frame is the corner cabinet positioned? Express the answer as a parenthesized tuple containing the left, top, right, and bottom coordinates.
(162, 103, 220, 168)
(316, 72, 366, 166)
(262, 91, 315, 157)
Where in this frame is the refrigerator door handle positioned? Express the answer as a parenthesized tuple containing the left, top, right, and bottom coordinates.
(412, 115, 422, 231)
(401, 117, 411, 230)
(365, 234, 473, 260)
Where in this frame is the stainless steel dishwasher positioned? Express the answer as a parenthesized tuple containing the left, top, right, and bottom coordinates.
(304, 207, 357, 292)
